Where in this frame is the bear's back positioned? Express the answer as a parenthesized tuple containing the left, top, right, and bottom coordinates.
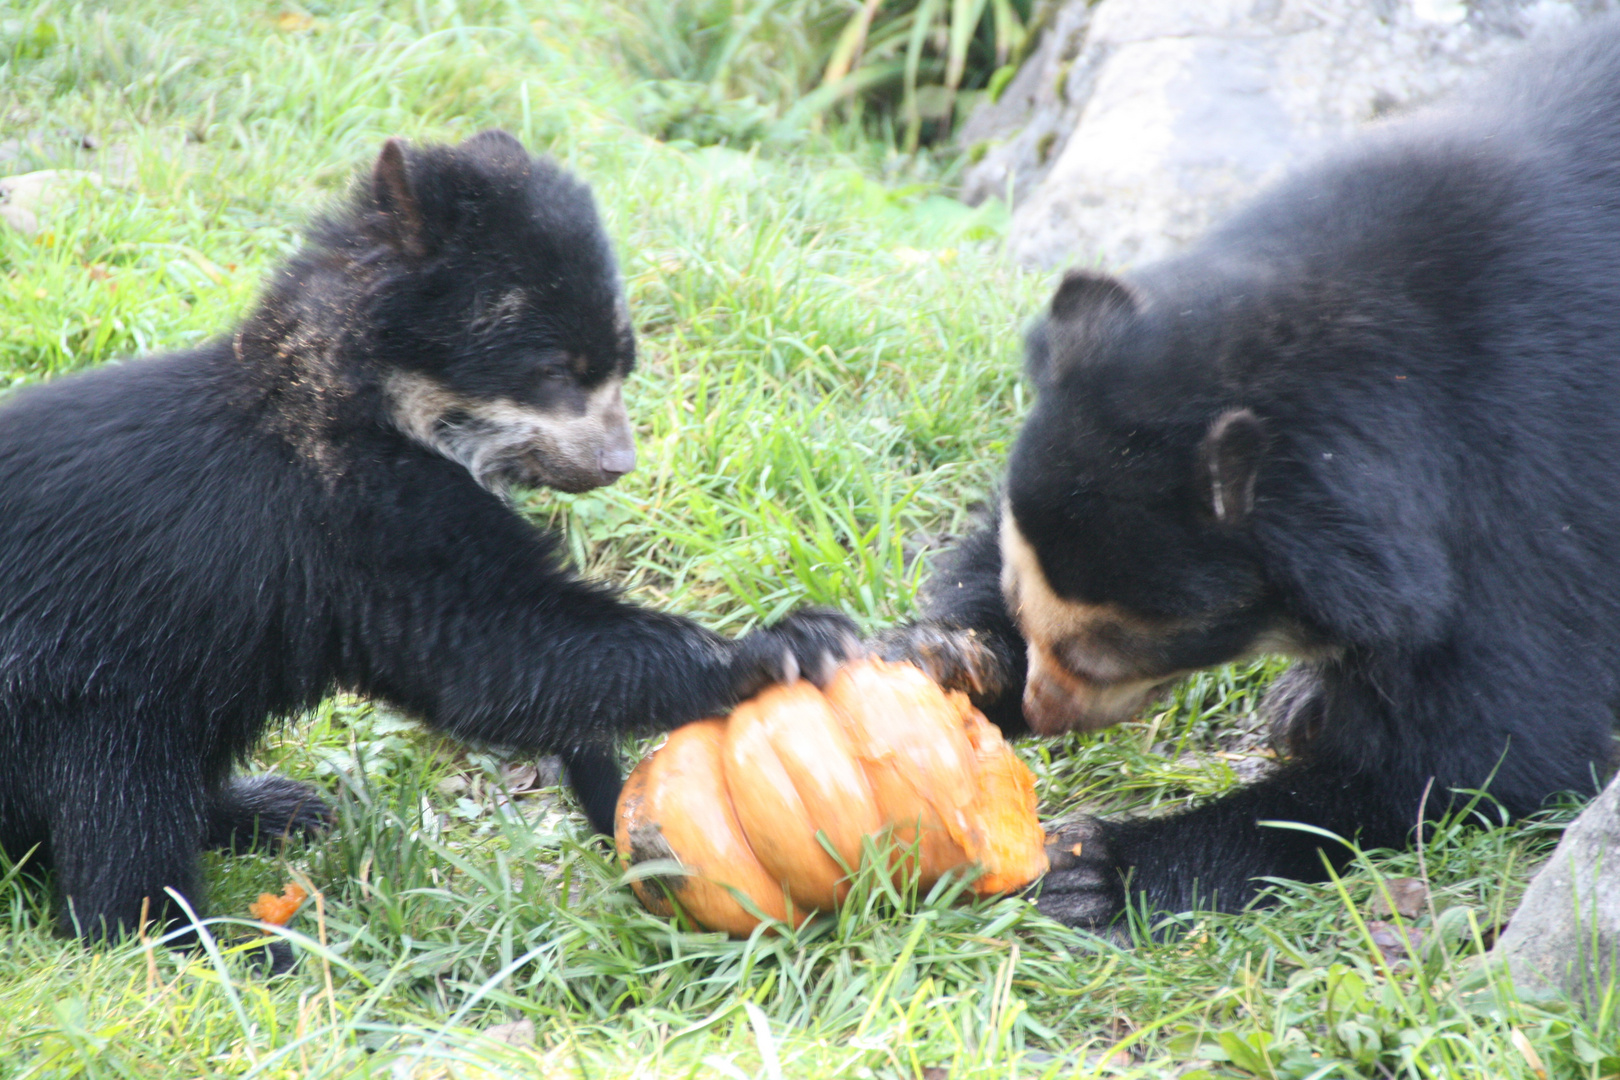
(0, 349, 340, 717)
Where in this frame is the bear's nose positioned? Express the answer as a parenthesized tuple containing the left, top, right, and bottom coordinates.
(599, 446, 636, 477)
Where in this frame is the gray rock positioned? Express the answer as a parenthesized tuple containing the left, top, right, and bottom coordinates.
(1491, 774, 1620, 1012)
(958, 0, 1099, 209)
(480, 1018, 535, 1047)
(0, 138, 43, 171)
(0, 169, 105, 236)
(962, 0, 1613, 269)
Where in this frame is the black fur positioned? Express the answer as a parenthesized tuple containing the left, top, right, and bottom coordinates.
(560, 744, 625, 837)
(892, 25, 1620, 927)
(204, 775, 334, 853)
(877, 525, 1029, 736)
(0, 131, 854, 944)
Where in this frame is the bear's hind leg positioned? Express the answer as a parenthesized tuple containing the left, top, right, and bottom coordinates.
(205, 774, 333, 852)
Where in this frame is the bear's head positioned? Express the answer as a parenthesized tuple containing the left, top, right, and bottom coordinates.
(1001, 269, 1316, 736)
(369, 132, 636, 495)
(251, 130, 638, 495)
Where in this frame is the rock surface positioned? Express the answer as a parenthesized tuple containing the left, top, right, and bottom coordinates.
(961, 0, 1615, 269)
(1491, 774, 1620, 1011)
(0, 169, 105, 236)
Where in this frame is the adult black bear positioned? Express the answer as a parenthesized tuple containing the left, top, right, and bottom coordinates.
(887, 25, 1620, 927)
(0, 130, 854, 946)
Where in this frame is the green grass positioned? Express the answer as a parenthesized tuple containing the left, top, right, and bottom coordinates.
(1, 2, 1614, 1077)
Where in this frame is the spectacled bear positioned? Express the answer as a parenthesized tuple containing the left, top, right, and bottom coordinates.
(0, 130, 855, 947)
(885, 23, 1620, 928)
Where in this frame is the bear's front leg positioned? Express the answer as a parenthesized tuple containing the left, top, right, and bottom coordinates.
(1030, 762, 1393, 930)
(1027, 818, 1127, 930)
(50, 749, 210, 942)
(876, 514, 1031, 736)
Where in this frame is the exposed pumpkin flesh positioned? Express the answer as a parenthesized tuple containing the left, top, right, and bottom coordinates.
(958, 709, 1050, 894)
(615, 720, 801, 936)
(248, 882, 308, 926)
(725, 682, 881, 911)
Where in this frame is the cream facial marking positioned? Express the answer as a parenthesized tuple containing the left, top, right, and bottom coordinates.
(1000, 512, 1180, 734)
(1000, 504, 1328, 735)
(388, 372, 635, 495)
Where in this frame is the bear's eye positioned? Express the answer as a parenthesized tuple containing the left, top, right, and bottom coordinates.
(530, 352, 577, 388)
(532, 353, 589, 389)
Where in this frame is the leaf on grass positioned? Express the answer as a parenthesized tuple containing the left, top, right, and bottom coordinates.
(482, 1018, 535, 1048)
(500, 761, 551, 794)
(1366, 920, 1424, 964)
(1367, 876, 1427, 920)
(1214, 1031, 1275, 1075)
(1511, 1028, 1547, 1080)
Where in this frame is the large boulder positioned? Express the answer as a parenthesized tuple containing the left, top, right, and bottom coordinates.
(1491, 774, 1620, 1012)
(961, 0, 1614, 269)
(0, 169, 105, 236)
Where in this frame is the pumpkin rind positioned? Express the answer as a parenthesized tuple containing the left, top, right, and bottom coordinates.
(615, 719, 799, 936)
(614, 750, 675, 919)
(724, 682, 881, 911)
(617, 660, 1049, 936)
(823, 660, 977, 888)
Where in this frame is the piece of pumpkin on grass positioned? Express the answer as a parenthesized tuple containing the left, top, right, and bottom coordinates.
(248, 882, 308, 926)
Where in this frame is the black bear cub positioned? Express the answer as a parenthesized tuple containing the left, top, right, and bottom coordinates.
(0, 130, 853, 946)
(889, 25, 1620, 928)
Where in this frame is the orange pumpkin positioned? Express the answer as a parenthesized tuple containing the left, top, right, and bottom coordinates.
(616, 659, 1048, 936)
(823, 660, 979, 889)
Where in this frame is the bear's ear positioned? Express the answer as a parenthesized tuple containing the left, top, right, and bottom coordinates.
(460, 128, 529, 165)
(372, 138, 426, 255)
(1023, 317, 1055, 387)
(1026, 270, 1140, 387)
(1197, 408, 1266, 525)
(1050, 269, 1136, 323)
